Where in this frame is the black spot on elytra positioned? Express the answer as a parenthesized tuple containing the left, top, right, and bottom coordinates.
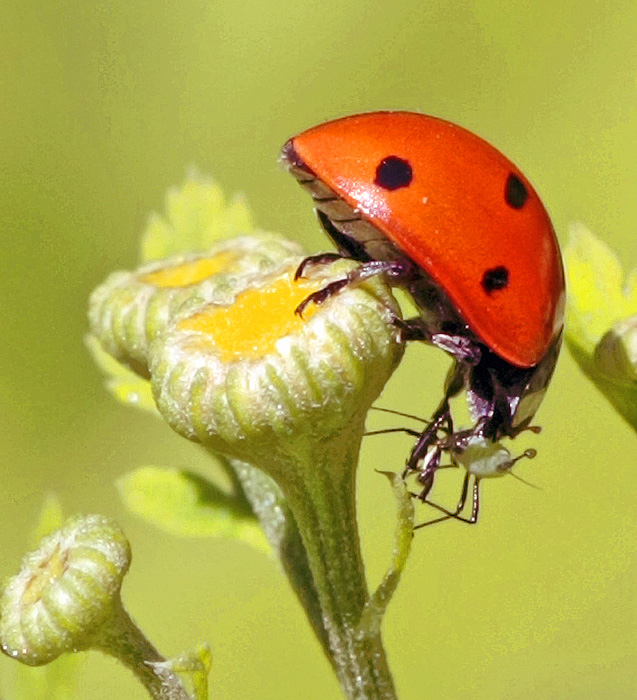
(505, 173, 528, 209)
(375, 156, 413, 190)
(482, 266, 509, 294)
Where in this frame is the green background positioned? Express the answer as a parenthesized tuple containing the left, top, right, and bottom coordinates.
(1, 1, 635, 698)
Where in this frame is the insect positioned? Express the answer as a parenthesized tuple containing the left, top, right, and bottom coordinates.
(281, 111, 565, 523)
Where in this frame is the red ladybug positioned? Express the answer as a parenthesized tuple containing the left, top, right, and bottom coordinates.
(281, 112, 565, 523)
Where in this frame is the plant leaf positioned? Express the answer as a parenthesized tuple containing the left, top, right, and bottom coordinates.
(117, 467, 269, 552)
(4, 656, 82, 700)
(140, 170, 254, 263)
(357, 471, 414, 637)
(85, 335, 158, 415)
(29, 493, 64, 547)
(150, 644, 212, 700)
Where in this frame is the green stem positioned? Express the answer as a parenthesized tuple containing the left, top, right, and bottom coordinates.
(226, 457, 332, 659)
(272, 419, 397, 700)
(93, 600, 192, 700)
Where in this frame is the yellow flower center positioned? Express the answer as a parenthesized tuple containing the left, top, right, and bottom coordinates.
(140, 253, 235, 288)
(178, 269, 323, 361)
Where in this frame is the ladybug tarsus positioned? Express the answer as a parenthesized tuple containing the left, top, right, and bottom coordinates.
(392, 317, 431, 343)
(294, 278, 351, 316)
(296, 259, 415, 315)
(294, 252, 344, 280)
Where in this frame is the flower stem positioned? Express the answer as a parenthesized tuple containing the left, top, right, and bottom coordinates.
(226, 457, 332, 659)
(94, 601, 192, 700)
(273, 417, 398, 700)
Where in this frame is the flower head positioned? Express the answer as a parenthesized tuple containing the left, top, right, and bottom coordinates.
(150, 258, 404, 473)
(88, 233, 302, 376)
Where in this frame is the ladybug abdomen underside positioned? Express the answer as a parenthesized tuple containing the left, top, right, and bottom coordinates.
(286, 112, 565, 368)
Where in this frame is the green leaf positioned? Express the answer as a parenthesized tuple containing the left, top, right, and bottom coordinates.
(564, 223, 634, 353)
(117, 466, 269, 552)
(564, 223, 637, 431)
(85, 335, 158, 415)
(357, 471, 414, 637)
(29, 493, 64, 547)
(140, 170, 254, 263)
(5, 656, 82, 700)
(150, 644, 212, 700)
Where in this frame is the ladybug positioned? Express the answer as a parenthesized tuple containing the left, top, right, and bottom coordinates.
(281, 111, 565, 524)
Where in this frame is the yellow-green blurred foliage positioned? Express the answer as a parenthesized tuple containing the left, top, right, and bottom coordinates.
(1, 1, 635, 698)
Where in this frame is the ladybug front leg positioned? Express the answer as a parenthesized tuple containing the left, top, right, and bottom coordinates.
(294, 260, 415, 317)
(294, 253, 344, 280)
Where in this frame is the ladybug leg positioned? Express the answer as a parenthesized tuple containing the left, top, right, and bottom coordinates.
(295, 278, 351, 316)
(364, 427, 422, 438)
(414, 473, 481, 528)
(294, 253, 344, 280)
(392, 317, 431, 343)
(393, 319, 482, 366)
(431, 334, 482, 365)
(404, 362, 464, 473)
(295, 260, 413, 317)
(403, 400, 452, 475)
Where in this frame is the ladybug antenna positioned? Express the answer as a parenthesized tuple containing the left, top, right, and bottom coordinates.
(370, 405, 430, 424)
(513, 447, 538, 463)
(504, 449, 541, 490)
(507, 470, 542, 490)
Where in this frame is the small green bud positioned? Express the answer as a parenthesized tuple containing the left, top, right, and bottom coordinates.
(88, 233, 302, 376)
(1, 514, 131, 666)
(593, 315, 637, 384)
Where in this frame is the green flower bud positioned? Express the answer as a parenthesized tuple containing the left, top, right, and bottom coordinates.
(149, 258, 404, 471)
(88, 233, 302, 376)
(1, 514, 131, 666)
(594, 315, 637, 383)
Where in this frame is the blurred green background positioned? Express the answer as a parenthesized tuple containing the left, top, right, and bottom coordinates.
(1, 1, 635, 698)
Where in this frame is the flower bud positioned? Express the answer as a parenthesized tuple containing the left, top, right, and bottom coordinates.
(88, 233, 302, 376)
(594, 315, 637, 383)
(149, 258, 404, 469)
(1, 514, 131, 666)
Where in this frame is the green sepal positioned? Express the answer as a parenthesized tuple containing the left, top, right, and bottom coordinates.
(357, 471, 414, 637)
(117, 467, 269, 553)
(85, 335, 158, 415)
(140, 171, 254, 263)
(148, 643, 212, 700)
(564, 224, 637, 430)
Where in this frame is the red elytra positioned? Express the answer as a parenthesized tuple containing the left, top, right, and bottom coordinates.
(281, 111, 565, 525)
(284, 111, 564, 368)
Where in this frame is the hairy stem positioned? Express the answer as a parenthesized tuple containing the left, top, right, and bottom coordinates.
(271, 419, 398, 700)
(93, 601, 192, 700)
